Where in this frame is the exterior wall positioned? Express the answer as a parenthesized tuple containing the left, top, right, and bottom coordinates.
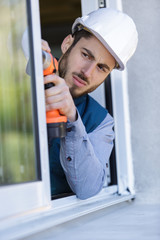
(122, 0, 160, 203)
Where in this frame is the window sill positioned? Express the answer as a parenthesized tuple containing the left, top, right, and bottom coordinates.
(0, 185, 135, 240)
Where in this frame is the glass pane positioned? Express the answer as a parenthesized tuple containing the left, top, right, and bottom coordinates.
(0, 0, 38, 185)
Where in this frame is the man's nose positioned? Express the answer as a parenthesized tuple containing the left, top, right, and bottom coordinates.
(81, 62, 96, 78)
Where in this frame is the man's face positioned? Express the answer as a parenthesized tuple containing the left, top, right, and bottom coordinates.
(59, 35, 116, 98)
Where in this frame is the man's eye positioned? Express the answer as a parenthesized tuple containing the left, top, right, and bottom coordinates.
(82, 52, 89, 58)
(98, 65, 105, 72)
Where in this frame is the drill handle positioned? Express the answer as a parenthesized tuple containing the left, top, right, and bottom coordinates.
(43, 50, 67, 139)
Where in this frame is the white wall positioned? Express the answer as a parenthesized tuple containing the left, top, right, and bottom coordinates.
(122, 0, 160, 203)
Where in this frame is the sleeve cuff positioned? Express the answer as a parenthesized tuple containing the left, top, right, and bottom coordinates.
(66, 109, 86, 138)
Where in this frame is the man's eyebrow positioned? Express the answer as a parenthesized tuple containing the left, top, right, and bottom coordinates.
(83, 48, 95, 59)
(98, 63, 110, 72)
(82, 48, 110, 71)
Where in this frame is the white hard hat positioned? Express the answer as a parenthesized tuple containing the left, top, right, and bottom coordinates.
(72, 8, 138, 70)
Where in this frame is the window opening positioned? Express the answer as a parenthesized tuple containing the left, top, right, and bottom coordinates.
(39, 0, 81, 199)
(39, 0, 118, 199)
(105, 75, 117, 185)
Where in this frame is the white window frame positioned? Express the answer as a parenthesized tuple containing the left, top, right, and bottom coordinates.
(0, 0, 51, 220)
(0, 0, 135, 239)
(106, 0, 135, 195)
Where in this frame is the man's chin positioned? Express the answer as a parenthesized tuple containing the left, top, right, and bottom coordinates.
(70, 88, 87, 98)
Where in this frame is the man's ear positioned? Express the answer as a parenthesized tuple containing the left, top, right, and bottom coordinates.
(61, 34, 74, 54)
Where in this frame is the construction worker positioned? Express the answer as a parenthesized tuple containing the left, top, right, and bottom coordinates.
(42, 8, 138, 199)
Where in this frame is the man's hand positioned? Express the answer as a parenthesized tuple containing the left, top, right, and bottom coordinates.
(44, 73, 77, 122)
(41, 39, 76, 122)
(41, 39, 51, 53)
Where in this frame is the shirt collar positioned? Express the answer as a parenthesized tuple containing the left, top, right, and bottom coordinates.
(73, 94, 87, 106)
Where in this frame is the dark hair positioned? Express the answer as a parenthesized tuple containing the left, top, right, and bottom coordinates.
(71, 28, 93, 48)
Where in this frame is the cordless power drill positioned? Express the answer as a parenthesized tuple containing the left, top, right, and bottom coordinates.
(42, 50, 67, 139)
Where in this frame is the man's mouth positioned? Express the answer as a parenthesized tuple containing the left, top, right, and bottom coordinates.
(72, 74, 87, 87)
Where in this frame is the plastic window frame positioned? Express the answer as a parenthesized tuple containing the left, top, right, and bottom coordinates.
(0, 0, 51, 220)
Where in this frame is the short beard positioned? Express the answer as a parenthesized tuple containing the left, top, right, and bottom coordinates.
(58, 46, 72, 79)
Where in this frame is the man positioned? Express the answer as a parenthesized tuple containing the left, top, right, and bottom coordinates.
(42, 8, 138, 200)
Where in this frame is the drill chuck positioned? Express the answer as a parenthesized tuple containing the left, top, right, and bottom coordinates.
(42, 50, 52, 70)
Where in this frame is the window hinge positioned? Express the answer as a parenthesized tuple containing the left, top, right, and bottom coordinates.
(98, 0, 106, 8)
